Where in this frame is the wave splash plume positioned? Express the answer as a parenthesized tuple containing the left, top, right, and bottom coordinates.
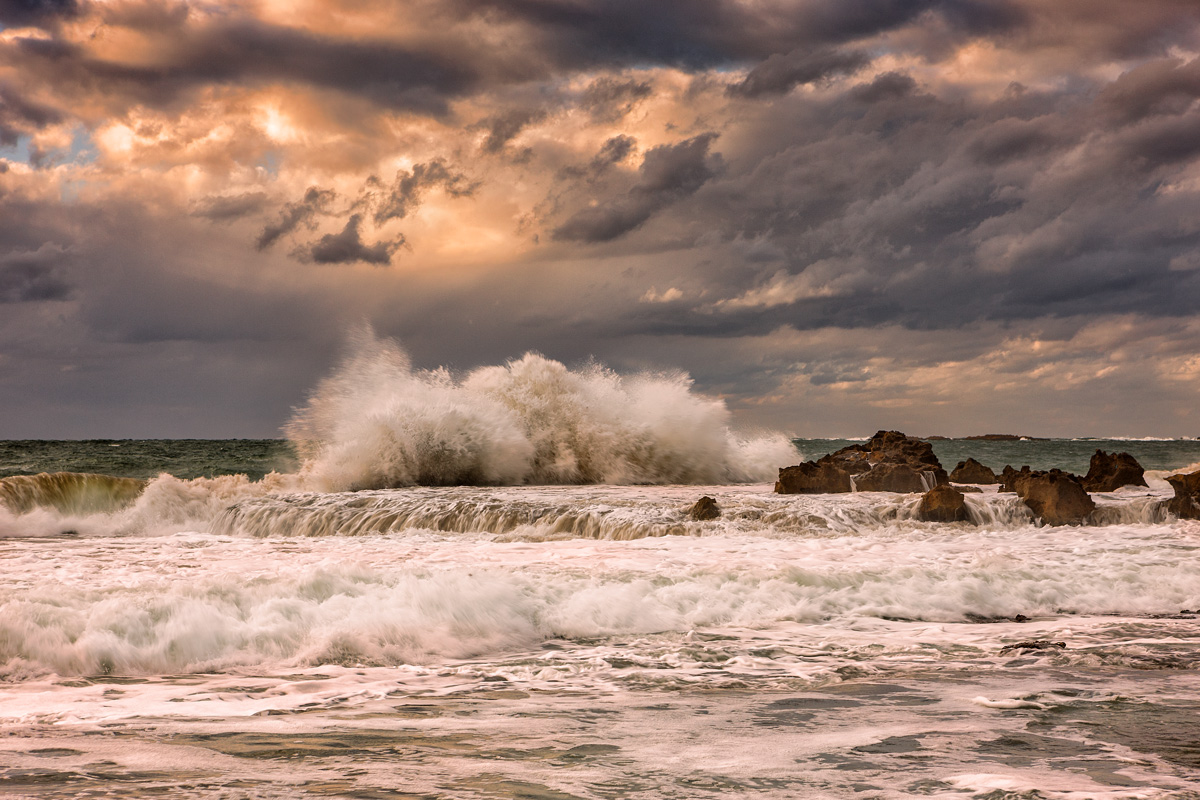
(286, 330, 796, 489)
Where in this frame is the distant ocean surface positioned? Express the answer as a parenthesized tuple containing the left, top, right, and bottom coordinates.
(5, 436, 1200, 480)
(2, 433, 1199, 798)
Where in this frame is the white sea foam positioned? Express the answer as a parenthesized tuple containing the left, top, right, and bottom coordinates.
(5, 499, 1200, 679)
(285, 328, 797, 489)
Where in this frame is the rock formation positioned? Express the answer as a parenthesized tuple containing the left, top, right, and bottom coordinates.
(916, 484, 970, 522)
(1011, 469, 1095, 526)
(775, 461, 853, 494)
(1081, 450, 1147, 492)
(999, 465, 1032, 493)
(1165, 470, 1200, 520)
(688, 496, 721, 521)
(776, 430, 948, 494)
(949, 457, 998, 484)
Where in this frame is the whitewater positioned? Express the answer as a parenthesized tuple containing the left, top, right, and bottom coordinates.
(2, 338, 1199, 799)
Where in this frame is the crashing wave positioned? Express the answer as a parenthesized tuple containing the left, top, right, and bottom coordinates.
(286, 329, 798, 489)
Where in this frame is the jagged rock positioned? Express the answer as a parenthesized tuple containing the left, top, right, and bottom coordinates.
(688, 496, 721, 521)
(999, 465, 1032, 493)
(855, 463, 934, 493)
(958, 486, 983, 494)
(916, 484, 970, 522)
(1081, 450, 1147, 492)
(949, 457, 998, 484)
(1165, 470, 1200, 520)
(776, 430, 948, 494)
(775, 461, 852, 493)
(1015, 469, 1095, 526)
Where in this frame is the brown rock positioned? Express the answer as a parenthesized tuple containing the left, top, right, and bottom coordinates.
(1165, 470, 1200, 520)
(916, 484, 971, 522)
(999, 465, 1032, 493)
(775, 430, 948, 494)
(1017, 469, 1095, 526)
(854, 463, 932, 493)
(775, 461, 852, 493)
(688, 496, 721, 521)
(1081, 450, 1148, 492)
(949, 457, 998, 484)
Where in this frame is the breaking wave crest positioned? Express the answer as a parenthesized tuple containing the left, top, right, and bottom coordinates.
(0, 472, 146, 516)
(286, 329, 797, 489)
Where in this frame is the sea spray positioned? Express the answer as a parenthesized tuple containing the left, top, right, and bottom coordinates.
(286, 329, 797, 489)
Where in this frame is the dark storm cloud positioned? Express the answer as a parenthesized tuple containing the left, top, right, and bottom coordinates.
(371, 159, 478, 225)
(553, 133, 722, 242)
(579, 77, 653, 121)
(1099, 57, 1200, 123)
(590, 135, 637, 170)
(191, 192, 269, 222)
(465, 0, 979, 68)
(728, 47, 870, 97)
(257, 187, 337, 250)
(849, 71, 918, 103)
(0, 83, 64, 145)
(3, 0, 1192, 132)
(0, 245, 70, 302)
(3, 13, 485, 116)
(538, 44, 1200, 340)
(480, 108, 547, 154)
(0, 0, 1042, 128)
(0, 0, 81, 27)
(304, 214, 403, 266)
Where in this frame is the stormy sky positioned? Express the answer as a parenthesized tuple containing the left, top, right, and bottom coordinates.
(3, 0, 1200, 438)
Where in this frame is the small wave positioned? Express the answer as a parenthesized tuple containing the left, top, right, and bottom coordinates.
(0, 472, 294, 539)
(286, 328, 798, 489)
(208, 487, 1176, 541)
(0, 472, 146, 516)
(1145, 461, 1200, 485)
(1076, 436, 1187, 442)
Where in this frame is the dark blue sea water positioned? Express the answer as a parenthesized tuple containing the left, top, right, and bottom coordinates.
(3, 437, 1196, 482)
(0, 439, 297, 481)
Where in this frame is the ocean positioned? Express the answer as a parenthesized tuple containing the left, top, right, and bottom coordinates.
(2, 435, 1199, 799)
(3, 341, 1200, 799)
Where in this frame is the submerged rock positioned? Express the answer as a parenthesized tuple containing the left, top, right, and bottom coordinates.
(688, 496, 721, 521)
(949, 457, 998, 484)
(916, 484, 970, 523)
(1081, 450, 1148, 492)
(776, 430, 948, 494)
(1164, 470, 1200, 520)
(1012, 469, 1095, 526)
